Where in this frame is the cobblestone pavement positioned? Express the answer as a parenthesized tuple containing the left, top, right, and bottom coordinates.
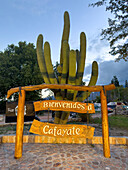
(0, 143, 128, 170)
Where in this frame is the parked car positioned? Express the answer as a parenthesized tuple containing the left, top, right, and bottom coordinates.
(70, 112, 77, 118)
(123, 105, 128, 110)
(107, 107, 113, 113)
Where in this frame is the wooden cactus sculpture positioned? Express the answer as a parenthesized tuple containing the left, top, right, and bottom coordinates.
(36, 11, 98, 124)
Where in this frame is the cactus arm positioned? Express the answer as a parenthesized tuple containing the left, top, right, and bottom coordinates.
(36, 34, 50, 84)
(54, 111, 62, 124)
(73, 32, 86, 100)
(76, 61, 98, 102)
(44, 42, 58, 84)
(59, 111, 70, 124)
(36, 37, 62, 124)
(62, 11, 70, 42)
(60, 11, 70, 66)
(76, 49, 80, 70)
(57, 65, 62, 84)
(67, 50, 76, 100)
(54, 11, 70, 124)
(88, 61, 98, 86)
(78, 32, 86, 84)
(60, 41, 69, 98)
(54, 91, 64, 124)
(60, 50, 76, 124)
(55, 11, 70, 124)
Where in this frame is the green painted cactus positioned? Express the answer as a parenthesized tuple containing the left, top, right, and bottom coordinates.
(36, 11, 98, 124)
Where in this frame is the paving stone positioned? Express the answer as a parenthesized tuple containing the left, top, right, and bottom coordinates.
(0, 168, 9, 170)
(61, 154, 65, 157)
(78, 155, 85, 159)
(67, 153, 71, 157)
(59, 168, 63, 170)
(46, 156, 52, 161)
(53, 162, 61, 167)
(81, 167, 86, 170)
(72, 156, 78, 160)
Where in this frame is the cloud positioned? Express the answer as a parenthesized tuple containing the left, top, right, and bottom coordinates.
(83, 74, 91, 85)
(86, 34, 117, 66)
(68, 34, 113, 67)
(12, 0, 52, 16)
(83, 34, 128, 86)
(83, 60, 128, 86)
(98, 60, 128, 85)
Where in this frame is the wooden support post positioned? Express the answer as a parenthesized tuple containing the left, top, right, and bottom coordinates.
(48, 108, 50, 122)
(14, 89, 25, 159)
(100, 88, 111, 158)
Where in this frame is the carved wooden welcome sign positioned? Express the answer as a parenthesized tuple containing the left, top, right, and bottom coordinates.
(7, 84, 116, 159)
(30, 100, 95, 138)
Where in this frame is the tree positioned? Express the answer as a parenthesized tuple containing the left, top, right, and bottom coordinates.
(125, 80, 128, 87)
(89, 0, 128, 61)
(110, 86, 128, 102)
(111, 76, 119, 87)
(109, 77, 128, 102)
(95, 96, 101, 103)
(0, 42, 43, 101)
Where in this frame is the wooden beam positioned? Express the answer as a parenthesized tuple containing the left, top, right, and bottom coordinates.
(7, 84, 115, 99)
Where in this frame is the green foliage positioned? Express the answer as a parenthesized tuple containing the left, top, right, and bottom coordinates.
(109, 76, 128, 102)
(110, 115, 128, 129)
(89, 0, 128, 61)
(0, 124, 31, 135)
(0, 42, 43, 101)
(110, 86, 128, 102)
(111, 75, 119, 87)
(0, 100, 6, 114)
(125, 80, 128, 87)
(91, 115, 128, 129)
(95, 96, 101, 103)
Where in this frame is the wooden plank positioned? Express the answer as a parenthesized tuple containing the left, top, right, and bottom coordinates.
(1, 136, 128, 145)
(7, 84, 116, 99)
(34, 100, 95, 113)
(29, 120, 95, 139)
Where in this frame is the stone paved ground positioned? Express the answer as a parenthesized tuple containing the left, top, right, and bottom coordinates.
(0, 143, 128, 170)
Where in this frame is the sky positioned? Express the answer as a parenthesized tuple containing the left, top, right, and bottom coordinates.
(0, 0, 127, 86)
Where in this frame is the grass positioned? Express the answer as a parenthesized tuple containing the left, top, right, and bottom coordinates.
(0, 125, 16, 134)
(0, 124, 32, 135)
(0, 115, 128, 135)
(91, 115, 128, 130)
